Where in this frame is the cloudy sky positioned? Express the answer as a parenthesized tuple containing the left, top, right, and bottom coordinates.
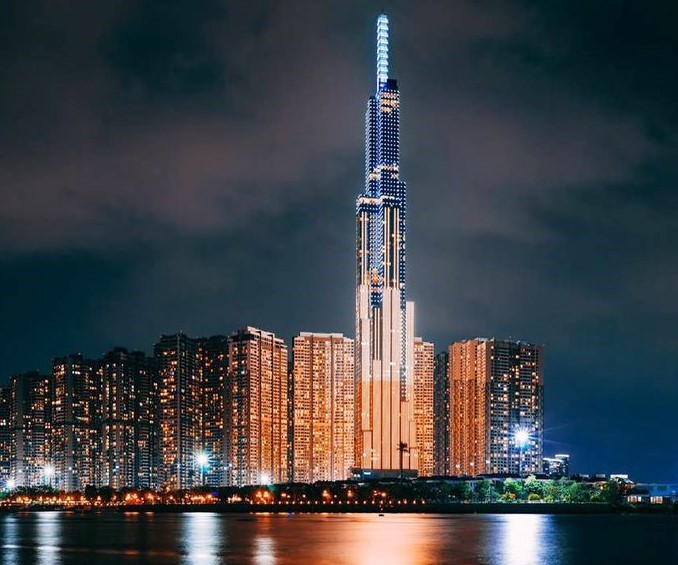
(1, 0, 676, 481)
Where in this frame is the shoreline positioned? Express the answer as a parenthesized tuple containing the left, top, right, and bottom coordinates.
(2, 502, 674, 515)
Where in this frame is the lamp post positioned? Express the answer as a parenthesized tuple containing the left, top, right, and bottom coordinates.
(44, 463, 56, 489)
(515, 429, 529, 477)
(195, 451, 209, 487)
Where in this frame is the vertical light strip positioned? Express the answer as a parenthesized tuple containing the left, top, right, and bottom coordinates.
(377, 14, 389, 89)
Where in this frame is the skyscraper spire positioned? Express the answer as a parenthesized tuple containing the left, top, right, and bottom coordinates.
(376, 14, 389, 89)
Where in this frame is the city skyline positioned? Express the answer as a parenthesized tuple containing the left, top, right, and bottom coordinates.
(1, 2, 677, 484)
(6, 326, 548, 490)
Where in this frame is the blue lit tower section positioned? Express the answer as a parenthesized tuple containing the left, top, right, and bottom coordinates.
(356, 14, 416, 473)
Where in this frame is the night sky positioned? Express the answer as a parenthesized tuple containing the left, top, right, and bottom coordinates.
(1, 1, 677, 482)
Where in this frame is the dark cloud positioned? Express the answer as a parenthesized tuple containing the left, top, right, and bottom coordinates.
(0, 0, 677, 480)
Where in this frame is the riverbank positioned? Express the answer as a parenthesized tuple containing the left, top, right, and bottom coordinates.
(4, 501, 673, 514)
(118, 502, 619, 514)
(3, 500, 676, 514)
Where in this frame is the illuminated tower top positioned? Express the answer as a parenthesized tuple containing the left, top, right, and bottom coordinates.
(376, 14, 389, 89)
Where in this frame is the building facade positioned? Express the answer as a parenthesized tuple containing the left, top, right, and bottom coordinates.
(0, 386, 11, 486)
(51, 355, 99, 491)
(99, 348, 155, 489)
(226, 327, 288, 486)
(355, 13, 417, 472)
(197, 335, 229, 487)
(9, 372, 52, 487)
(155, 334, 201, 490)
(449, 339, 544, 476)
(291, 333, 354, 482)
(134, 352, 158, 489)
(413, 338, 434, 476)
(433, 352, 450, 475)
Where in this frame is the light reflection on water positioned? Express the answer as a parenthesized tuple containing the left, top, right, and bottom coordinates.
(182, 512, 220, 565)
(35, 512, 62, 565)
(2, 514, 19, 565)
(254, 535, 275, 565)
(498, 514, 545, 565)
(0, 511, 675, 564)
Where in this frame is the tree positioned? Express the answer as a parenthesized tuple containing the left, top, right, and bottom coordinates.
(543, 480, 561, 502)
(98, 486, 114, 503)
(474, 479, 492, 503)
(447, 481, 471, 502)
(503, 479, 526, 501)
(397, 442, 410, 482)
(525, 475, 544, 498)
(564, 482, 595, 503)
(601, 480, 625, 506)
(84, 485, 97, 501)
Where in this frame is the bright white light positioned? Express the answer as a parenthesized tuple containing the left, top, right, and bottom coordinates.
(376, 14, 389, 89)
(6, 479, 16, 490)
(44, 464, 55, 478)
(195, 451, 209, 468)
(501, 514, 543, 565)
(515, 429, 529, 448)
(260, 473, 271, 485)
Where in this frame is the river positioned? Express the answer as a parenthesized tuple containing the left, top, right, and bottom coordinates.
(1, 511, 676, 564)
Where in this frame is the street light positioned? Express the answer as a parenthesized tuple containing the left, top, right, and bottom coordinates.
(515, 429, 529, 476)
(6, 479, 16, 491)
(44, 464, 56, 488)
(195, 451, 209, 486)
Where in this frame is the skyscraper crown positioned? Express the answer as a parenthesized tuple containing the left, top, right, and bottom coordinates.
(376, 14, 389, 90)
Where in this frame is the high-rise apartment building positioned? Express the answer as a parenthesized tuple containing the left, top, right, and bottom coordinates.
(449, 339, 544, 476)
(134, 353, 158, 489)
(226, 327, 288, 486)
(0, 387, 11, 486)
(9, 372, 51, 487)
(197, 335, 229, 487)
(51, 355, 99, 491)
(413, 338, 434, 477)
(100, 348, 155, 489)
(433, 352, 450, 475)
(355, 14, 417, 473)
(155, 334, 201, 490)
(291, 333, 354, 482)
(286, 359, 294, 483)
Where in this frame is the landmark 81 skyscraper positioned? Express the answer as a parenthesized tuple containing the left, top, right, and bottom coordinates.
(356, 14, 416, 473)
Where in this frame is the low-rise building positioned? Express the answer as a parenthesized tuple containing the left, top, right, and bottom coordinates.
(627, 483, 678, 505)
(543, 453, 570, 478)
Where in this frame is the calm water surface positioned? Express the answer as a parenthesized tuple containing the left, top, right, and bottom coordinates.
(1, 511, 676, 564)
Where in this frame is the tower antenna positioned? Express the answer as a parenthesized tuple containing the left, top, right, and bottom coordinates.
(376, 14, 389, 89)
